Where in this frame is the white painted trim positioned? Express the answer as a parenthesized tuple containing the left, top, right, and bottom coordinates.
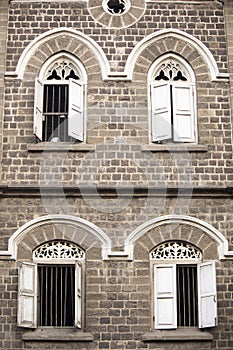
(6, 28, 228, 82)
(0, 215, 111, 260)
(124, 214, 231, 260)
(13, 28, 110, 80)
(125, 28, 227, 81)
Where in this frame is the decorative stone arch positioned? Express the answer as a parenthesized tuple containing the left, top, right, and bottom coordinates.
(11, 28, 110, 80)
(125, 214, 232, 260)
(125, 28, 229, 82)
(0, 215, 111, 260)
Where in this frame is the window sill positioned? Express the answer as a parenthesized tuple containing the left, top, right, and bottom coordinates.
(27, 143, 95, 152)
(142, 328, 213, 342)
(141, 144, 208, 152)
(22, 328, 94, 342)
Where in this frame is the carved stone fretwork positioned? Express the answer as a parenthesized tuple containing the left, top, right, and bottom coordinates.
(150, 241, 202, 260)
(45, 60, 80, 81)
(33, 241, 85, 260)
(154, 60, 188, 82)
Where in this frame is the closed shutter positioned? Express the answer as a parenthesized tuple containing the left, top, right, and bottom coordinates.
(173, 83, 195, 143)
(198, 261, 217, 328)
(75, 262, 82, 328)
(68, 79, 84, 141)
(18, 262, 37, 328)
(151, 83, 172, 142)
(154, 264, 177, 329)
(33, 78, 43, 141)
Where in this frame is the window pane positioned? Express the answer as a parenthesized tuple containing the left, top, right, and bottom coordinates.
(42, 84, 71, 142)
(38, 265, 75, 327)
(177, 265, 198, 327)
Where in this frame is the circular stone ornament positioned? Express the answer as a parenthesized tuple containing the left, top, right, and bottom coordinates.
(88, 0, 146, 29)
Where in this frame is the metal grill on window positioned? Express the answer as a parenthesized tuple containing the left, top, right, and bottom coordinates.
(38, 265, 75, 327)
(177, 265, 198, 327)
(150, 241, 202, 261)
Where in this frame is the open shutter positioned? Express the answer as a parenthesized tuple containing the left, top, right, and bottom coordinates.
(18, 262, 37, 328)
(173, 83, 195, 143)
(33, 78, 43, 141)
(68, 79, 84, 141)
(198, 261, 217, 328)
(151, 83, 172, 142)
(75, 262, 82, 328)
(154, 264, 177, 329)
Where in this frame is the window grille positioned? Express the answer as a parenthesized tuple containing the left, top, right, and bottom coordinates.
(38, 265, 75, 327)
(177, 265, 198, 327)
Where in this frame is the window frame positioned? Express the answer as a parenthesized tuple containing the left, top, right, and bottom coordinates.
(148, 54, 198, 145)
(18, 241, 85, 330)
(152, 259, 217, 330)
(34, 53, 87, 143)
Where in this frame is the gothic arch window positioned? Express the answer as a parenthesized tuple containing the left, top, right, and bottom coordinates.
(34, 53, 86, 142)
(18, 240, 85, 329)
(151, 240, 217, 330)
(149, 54, 197, 144)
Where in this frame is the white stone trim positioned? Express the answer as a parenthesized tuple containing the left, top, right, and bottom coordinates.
(9, 28, 111, 80)
(0, 215, 111, 260)
(125, 28, 229, 81)
(124, 214, 231, 260)
(5, 28, 228, 82)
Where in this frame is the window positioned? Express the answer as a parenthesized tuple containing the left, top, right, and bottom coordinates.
(150, 56, 197, 143)
(34, 55, 86, 142)
(18, 241, 84, 329)
(151, 241, 217, 330)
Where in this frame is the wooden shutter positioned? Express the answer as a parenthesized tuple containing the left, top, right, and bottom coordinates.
(151, 83, 172, 142)
(75, 262, 82, 328)
(33, 78, 43, 141)
(68, 79, 84, 141)
(172, 83, 195, 143)
(18, 262, 37, 328)
(154, 264, 177, 329)
(198, 261, 217, 328)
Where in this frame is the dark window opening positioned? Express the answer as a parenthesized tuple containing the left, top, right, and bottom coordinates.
(38, 265, 75, 327)
(177, 265, 198, 327)
(42, 84, 72, 142)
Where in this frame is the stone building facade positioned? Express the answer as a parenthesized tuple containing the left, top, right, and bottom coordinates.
(1, 0, 233, 349)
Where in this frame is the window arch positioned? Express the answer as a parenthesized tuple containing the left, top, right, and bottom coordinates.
(34, 53, 86, 142)
(149, 54, 197, 144)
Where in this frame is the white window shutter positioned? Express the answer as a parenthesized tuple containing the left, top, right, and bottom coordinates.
(154, 264, 177, 329)
(173, 83, 195, 143)
(75, 262, 82, 328)
(68, 79, 84, 141)
(33, 78, 43, 141)
(18, 262, 37, 328)
(151, 83, 172, 142)
(198, 261, 217, 328)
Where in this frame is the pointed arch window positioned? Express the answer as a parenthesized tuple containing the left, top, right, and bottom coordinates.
(151, 240, 217, 330)
(18, 241, 85, 329)
(34, 54, 86, 142)
(150, 56, 197, 143)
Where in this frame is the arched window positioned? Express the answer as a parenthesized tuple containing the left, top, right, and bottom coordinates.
(34, 53, 86, 142)
(18, 240, 85, 329)
(149, 55, 197, 143)
(150, 240, 217, 330)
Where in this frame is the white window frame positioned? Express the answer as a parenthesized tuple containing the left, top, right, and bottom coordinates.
(34, 53, 87, 143)
(148, 54, 197, 144)
(153, 261, 217, 330)
(18, 241, 85, 329)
